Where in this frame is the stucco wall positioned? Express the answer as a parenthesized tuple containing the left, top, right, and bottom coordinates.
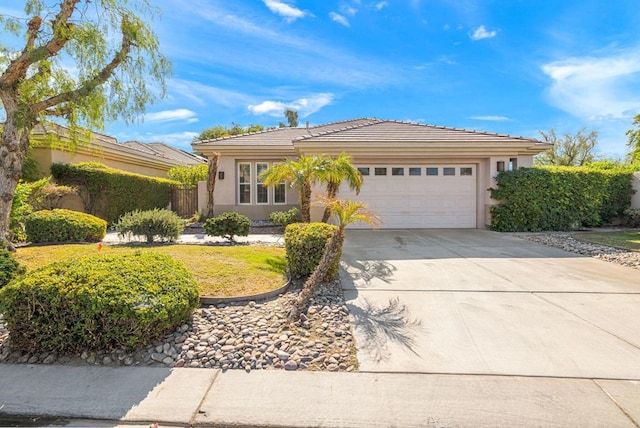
(632, 172, 640, 209)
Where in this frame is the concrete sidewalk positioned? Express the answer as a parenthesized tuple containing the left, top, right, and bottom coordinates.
(0, 364, 639, 427)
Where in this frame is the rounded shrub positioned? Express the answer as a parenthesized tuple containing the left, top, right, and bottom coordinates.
(0, 252, 199, 353)
(204, 212, 250, 242)
(284, 222, 339, 279)
(269, 207, 299, 226)
(25, 209, 106, 243)
(0, 249, 25, 289)
(115, 208, 185, 243)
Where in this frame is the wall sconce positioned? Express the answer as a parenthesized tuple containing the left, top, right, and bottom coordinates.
(218, 171, 225, 180)
(496, 161, 505, 172)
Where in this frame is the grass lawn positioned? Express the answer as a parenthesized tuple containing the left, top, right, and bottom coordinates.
(574, 231, 640, 251)
(14, 244, 287, 297)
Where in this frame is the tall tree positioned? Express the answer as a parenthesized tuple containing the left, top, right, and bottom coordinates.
(317, 153, 363, 223)
(0, 0, 170, 247)
(625, 114, 640, 163)
(260, 155, 325, 222)
(290, 199, 380, 320)
(535, 128, 599, 166)
(284, 109, 299, 127)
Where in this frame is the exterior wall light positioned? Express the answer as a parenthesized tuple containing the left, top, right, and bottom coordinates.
(218, 171, 225, 180)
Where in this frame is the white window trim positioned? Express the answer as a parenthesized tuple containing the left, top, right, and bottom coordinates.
(238, 162, 252, 205)
(255, 162, 270, 205)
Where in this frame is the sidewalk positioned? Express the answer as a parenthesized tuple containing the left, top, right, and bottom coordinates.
(0, 364, 638, 427)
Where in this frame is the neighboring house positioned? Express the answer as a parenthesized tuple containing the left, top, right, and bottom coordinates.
(29, 122, 205, 178)
(192, 118, 552, 229)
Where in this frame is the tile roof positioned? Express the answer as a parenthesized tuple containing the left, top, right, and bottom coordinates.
(192, 118, 540, 148)
(122, 141, 206, 165)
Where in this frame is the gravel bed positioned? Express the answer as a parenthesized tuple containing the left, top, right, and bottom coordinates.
(517, 231, 640, 269)
(0, 281, 357, 372)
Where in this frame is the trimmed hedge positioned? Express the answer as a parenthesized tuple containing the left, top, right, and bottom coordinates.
(490, 167, 635, 232)
(116, 209, 185, 243)
(0, 250, 25, 289)
(204, 212, 250, 242)
(25, 209, 107, 243)
(51, 162, 180, 223)
(284, 222, 339, 279)
(269, 207, 299, 226)
(0, 252, 199, 353)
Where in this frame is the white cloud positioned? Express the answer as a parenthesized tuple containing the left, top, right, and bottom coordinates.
(374, 2, 388, 11)
(145, 109, 198, 124)
(329, 12, 350, 27)
(470, 115, 510, 121)
(541, 49, 640, 121)
(248, 93, 335, 118)
(341, 5, 358, 16)
(470, 25, 497, 41)
(263, 0, 306, 22)
(167, 79, 255, 108)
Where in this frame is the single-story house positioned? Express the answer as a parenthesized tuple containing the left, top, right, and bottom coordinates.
(192, 118, 552, 229)
(29, 122, 205, 178)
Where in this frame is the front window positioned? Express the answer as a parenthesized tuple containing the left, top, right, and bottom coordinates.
(256, 162, 269, 204)
(239, 163, 251, 204)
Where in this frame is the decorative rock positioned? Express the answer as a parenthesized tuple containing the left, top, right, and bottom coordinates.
(276, 350, 290, 361)
(284, 360, 298, 371)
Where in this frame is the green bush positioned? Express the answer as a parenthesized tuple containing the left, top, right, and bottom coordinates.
(284, 222, 339, 279)
(0, 250, 25, 289)
(0, 252, 199, 353)
(490, 167, 634, 232)
(269, 207, 299, 226)
(624, 209, 640, 228)
(167, 164, 208, 187)
(51, 162, 179, 223)
(115, 209, 185, 243)
(25, 209, 107, 243)
(204, 212, 250, 242)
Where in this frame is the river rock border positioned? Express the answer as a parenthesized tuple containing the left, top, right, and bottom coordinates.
(0, 280, 358, 372)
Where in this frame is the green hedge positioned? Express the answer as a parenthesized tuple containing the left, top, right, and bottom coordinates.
(25, 209, 107, 243)
(51, 162, 180, 223)
(116, 209, 185, 243)
(490, 167, 635, 232)
(0, 250, 25, 289)
(204, 212, 250, 242)
(284, 222, 339, 279)
(0, 252, 199, 353)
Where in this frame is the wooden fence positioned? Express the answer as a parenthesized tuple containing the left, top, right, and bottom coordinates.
(171, 186, 198, 218)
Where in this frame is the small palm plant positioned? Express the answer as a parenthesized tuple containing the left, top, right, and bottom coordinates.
(318, 153, 363, 223)
(289, 198, 381, 320)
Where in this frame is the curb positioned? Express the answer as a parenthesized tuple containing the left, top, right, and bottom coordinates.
(199, 277, 292, 306)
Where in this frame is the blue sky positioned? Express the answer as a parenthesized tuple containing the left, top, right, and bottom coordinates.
(6, 1, 640, 157)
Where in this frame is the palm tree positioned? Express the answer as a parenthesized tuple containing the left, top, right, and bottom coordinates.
(290, 198, 381, 320)
(318, 153, 363, 223)
(260, 155, 325, 222)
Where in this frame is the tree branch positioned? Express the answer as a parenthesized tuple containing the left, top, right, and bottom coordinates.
(33, 16, 132, 114)
(0, 0, 79, 89)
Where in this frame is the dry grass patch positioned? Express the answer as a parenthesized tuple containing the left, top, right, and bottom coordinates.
(14, 244, 287, 297)
(574, 231, 640, 251)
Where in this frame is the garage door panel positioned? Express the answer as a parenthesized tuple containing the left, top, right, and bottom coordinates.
(341, 164, 477, 229)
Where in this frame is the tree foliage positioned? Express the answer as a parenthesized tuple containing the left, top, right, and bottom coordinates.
(625, 114, 640, 163)
(167, 164, 208, 187)
(535, 128, 599, 166)
(193, 123, 264, 141)
(284, 109, 299, 127)
(0, 0, 171, 246)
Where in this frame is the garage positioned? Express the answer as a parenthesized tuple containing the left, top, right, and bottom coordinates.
(341, 164, 477, 229)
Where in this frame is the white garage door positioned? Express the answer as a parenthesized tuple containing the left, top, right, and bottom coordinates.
(340, 165, 477, 229)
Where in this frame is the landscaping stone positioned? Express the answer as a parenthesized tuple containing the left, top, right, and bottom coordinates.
(0, 279, 357, 372)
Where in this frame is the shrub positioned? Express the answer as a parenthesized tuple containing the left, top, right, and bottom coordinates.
(204, 212, 250, 242)
(115, 209, 185, 243)
(269, 207, 299, 226)
(0, 250, 25, 289)
(490, 166, 634, 232)
(623, 209, 640, 228)
(51, 162, 179, 223)
(0, 252, 199, 353)
(284, 222, 339, 279)
(25, 209, 107, 243)
(167, 164, 208, 187)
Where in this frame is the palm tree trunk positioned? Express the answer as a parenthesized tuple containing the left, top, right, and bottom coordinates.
(300, 181, 312, 222)
(206, 153, 219, 218)
(321, 182, 338, 223)
(290, 228, 345, 320)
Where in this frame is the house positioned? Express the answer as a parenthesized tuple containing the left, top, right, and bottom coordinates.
(29, 122, 205, 179)
(192, 118, 552, 228)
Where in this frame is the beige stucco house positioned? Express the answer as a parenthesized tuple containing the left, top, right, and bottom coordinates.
(30, 122, 205, 178)
(193, 118, 552, 229)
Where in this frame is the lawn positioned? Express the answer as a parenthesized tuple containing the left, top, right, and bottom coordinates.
(574, 231, 640, 251)
(14, 244, 287, 297)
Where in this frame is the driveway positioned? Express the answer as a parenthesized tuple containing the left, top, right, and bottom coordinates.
(341, 229, 640, 379)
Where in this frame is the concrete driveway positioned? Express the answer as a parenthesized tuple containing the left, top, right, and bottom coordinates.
(341, 229, 640, 379)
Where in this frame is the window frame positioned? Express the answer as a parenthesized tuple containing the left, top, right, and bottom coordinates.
(238, 162, 252, 205)
(255, 162, 270, 205)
